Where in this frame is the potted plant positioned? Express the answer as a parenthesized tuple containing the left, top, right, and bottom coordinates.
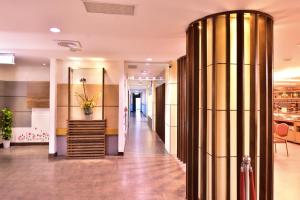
(76, 78, 98, 115)
(1, 108, 13, 148)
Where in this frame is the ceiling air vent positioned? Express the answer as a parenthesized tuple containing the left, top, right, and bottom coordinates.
(56, 40, 82, 52)
(128, 65, 138, 69)
(83, 1, 135, 16)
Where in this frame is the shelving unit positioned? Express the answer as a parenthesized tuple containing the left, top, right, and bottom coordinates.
(274, 87, 300, 144)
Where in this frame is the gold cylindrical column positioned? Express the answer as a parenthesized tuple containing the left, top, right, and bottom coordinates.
(186, 11, 273, 200)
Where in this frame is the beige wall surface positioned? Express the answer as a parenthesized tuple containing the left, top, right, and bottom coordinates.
(0, 64, 49, 82)
(165, 60, 178, 155)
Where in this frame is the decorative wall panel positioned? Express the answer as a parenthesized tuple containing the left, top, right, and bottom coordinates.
(186, 11, 273, 200)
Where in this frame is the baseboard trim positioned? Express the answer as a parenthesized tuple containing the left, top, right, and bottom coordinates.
(48, 152, 58, 158)
(11, 142, 48, 146)
(118, 152, 124, 156)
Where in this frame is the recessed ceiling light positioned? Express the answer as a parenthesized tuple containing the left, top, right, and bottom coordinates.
(42, 63, 47, 66)
(49, 27, 61, 33)
(146, 58, 152, 61)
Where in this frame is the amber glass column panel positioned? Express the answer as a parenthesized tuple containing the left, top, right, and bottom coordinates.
(186, 11, 273, 200)
(177, 56, 187, 163)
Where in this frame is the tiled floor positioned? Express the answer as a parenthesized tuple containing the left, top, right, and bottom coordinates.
(3, 111, 298, 199)
(0, 112, 186, 200)
(274, 142, 300, 200)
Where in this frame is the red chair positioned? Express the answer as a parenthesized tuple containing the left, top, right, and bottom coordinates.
(274, 123, 289, 156)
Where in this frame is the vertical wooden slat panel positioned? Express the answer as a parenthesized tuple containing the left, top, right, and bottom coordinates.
(177, 56, 187, 163)
(186, 11, 273, 200)
(266, 17, 274, 200)
(249, 13, 258, 200)
(68, 68, 70, 120)
(186, 23, 199, 200)
(225, 13, 231, 200)
(236, 12, 245, 200)
(258, 15, 267, 200)
(155, 84, 165, 143)
(183, 57, 187, 164)
(212, 16, 216, 200)
(102, 68, 105, 120)
(177, 59, 181, 160)
(201, 19, 208, 200)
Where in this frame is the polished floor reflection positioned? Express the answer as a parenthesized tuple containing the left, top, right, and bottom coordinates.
(274, 142, 300, 200)
(0, 112, 186, 200)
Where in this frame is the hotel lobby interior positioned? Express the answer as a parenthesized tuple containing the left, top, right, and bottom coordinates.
(1, 0, 300, 200)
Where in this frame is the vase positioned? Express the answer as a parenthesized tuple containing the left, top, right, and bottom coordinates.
(83, 107, 93, 115)
(3, 140, 10, 148)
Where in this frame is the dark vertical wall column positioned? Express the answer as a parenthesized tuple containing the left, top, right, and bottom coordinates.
(177, 56, 187, 163)
(155, 84, 165, 143)
(186, 11, 274, 200)
(186, 23, 199, 200)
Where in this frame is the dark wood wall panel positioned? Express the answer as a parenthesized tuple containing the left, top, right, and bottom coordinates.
(177, 56, 187, 163)
(236, 13, 245, 199)
(155, 84, 165, 143)
(186, 23, 199, 200)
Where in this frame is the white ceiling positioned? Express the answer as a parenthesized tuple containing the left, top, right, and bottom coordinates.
(126, 62, 168, 79)
(126, 62, 167, 90)
(0, 0, 300, 76)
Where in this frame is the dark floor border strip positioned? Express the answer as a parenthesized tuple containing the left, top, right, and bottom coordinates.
(12, 142, 48, 146)
(0, 142, 48, 148)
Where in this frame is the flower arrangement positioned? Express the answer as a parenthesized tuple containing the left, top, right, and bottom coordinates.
(76, 78, 98, 115)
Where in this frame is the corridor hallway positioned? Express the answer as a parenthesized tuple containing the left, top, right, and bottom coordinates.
(121, 111, 186, 199)
(125, 112, 167, 155)
(0, 112, 185, 200)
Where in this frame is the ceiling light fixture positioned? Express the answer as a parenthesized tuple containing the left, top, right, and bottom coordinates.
(89, 57, 105, 61)
(0, 53, 15, 64)
(146, 58, 152, 61)
(49, 27, 61, 33)
(42, 63, 47, 66)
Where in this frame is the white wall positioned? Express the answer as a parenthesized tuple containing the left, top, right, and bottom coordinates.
(165, 61, 177, 155)
(0, 62, 50, 145)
